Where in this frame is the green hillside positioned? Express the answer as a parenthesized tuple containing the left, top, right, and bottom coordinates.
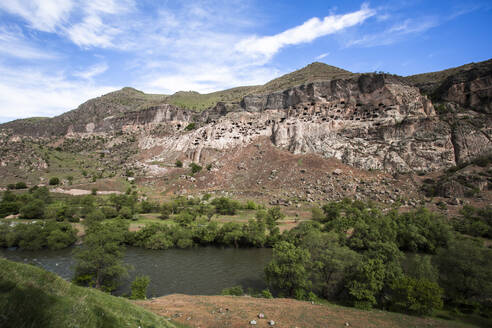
(0, 258, 181, 328)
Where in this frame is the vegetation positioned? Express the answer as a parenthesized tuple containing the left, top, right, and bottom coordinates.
(73, 220, 129, 292)
(130, 275, 151, 300)
(264, 199, 492, 321)
(0, 258, 177, 328)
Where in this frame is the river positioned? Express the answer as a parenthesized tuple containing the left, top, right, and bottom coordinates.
(0, 246, 272, 297)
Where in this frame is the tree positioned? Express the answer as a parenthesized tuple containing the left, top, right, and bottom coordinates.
(49, 177, 60, 185)
(265, 241, 311, 298)
(175, 160, 183, 168)
(435, 239, 492, 310)
(388, 276, 443, 315)
(73, 220, 129, 291)
(301, 231, 361, 299)
(345, 258, 386, 309)
(20, 199, 45, 220)
(130, 275, 151, 300)
(220, 222, 243, 248)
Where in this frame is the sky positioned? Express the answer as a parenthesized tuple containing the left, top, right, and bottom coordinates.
(0, 0, 491, 123)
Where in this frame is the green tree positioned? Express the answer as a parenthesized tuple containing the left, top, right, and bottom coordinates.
(48, 177, 60, 185)
(220, 222, 243, 248)
(345, 258, 386, 309)
(175, 160, 183, 168)
(130, 275, 151, 300)
(20, 199, 45, 219)
(388, 276, 443, 315)
(265, 241, 311, 298)
(15, 182, 27, 189)
(301, 231, 361, 299)
(73, 220, 129, 291)
(435, 239, 492, 309)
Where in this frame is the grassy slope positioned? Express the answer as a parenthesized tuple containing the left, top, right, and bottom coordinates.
(160, 62, 356, 110)
(0, 258, 181, 328)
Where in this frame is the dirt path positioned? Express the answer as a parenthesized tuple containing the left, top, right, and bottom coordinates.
(136, 294, 470, 328)
(50, 188, 123, 196)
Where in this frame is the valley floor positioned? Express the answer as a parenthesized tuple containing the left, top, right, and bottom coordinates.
(137, 294, 473, 328)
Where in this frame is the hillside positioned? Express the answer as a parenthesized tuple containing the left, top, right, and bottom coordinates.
(0, 258, 180, 328)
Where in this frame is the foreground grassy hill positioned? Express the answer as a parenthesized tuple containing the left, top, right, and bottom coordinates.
(0, 258, 181, 328)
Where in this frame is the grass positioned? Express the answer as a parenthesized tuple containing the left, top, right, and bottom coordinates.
(0, 257, 184, 328)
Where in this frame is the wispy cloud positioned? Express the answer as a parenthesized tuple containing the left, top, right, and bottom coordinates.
(73, 63, 108, 80)
(345, 16, 438, 47)
(315, 52, 330, 60)
(0, 25, 57, 59)
(235, 4, 375, 63)
(0, 0, 74, 32)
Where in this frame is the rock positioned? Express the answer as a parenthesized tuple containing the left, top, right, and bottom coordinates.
(268, 320, 275, 326)
(250, 320, 257, 325)
(258, 313, 265, 319)
(333, 169, 343, 175)
(345, 322, 350, 327)
(447, 197, 462, 205)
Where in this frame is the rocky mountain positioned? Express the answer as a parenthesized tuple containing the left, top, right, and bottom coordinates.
(1, 59, 491, 205)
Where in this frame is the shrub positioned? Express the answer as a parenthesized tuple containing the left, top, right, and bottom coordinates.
(221, 286, 244, 296)
(130, 275, 150, 300)
(175, 160, 183, 168)
(7, 184, 16, 190)
(48, 177, 60, 186)
(119, 206, 133, 220)
(91, 188, 97, 196)
(15, 182, 27, 189)
(189, 162, 202, 174)
(260, 289, 273, 299)
(184, 123, 196, 131)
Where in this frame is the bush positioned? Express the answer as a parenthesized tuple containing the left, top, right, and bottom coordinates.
(184, 123, 196, 131)
(15, 182, 27, 189)
(221, 286, 244, 296)
(189, 162, 202, 174)
(7, 184, 16, 190)
(119, 206, 133, 220)
(49, 177, 60, 186)
(260, 289, 273, 299)
(175, 160, 183, 168)
(130, 275, 150, 300)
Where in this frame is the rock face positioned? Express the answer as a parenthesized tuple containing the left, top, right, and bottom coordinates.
(1, 62, 491, 176)
(141, 74, 490, 173)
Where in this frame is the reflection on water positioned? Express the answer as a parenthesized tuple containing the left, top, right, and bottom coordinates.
(0, 246, 272, 297)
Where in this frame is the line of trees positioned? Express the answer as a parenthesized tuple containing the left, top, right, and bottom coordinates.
(264, 199, 492, 318)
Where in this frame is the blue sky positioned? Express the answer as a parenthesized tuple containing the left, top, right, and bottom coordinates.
(0, 0, 491, 123)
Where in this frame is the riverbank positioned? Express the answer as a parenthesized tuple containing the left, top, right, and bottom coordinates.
(137, 294, 473, 328)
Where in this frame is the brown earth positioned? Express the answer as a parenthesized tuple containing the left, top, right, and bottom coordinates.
(136, 294, 472, 328)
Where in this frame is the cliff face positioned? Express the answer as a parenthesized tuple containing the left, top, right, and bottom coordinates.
(1, 62, 491, 177)
(139, 74, 490, 173)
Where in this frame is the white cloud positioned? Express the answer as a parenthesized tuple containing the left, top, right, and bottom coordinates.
(235, 4, 375, 63)
(315, 52, 330, 60)
(65, 15, 120, 48)
(73, 62, 108, 79)
(0, 64, 117, 120)
(0, 0, 74, 32)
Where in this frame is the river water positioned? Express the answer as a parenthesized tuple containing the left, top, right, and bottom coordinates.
(0, 246, 272, 297)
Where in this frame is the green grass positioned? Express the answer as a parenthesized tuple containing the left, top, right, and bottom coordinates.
(0, 258, 183, 328)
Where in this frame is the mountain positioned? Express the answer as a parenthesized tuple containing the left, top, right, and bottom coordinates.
(0, 59, 490, 207)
